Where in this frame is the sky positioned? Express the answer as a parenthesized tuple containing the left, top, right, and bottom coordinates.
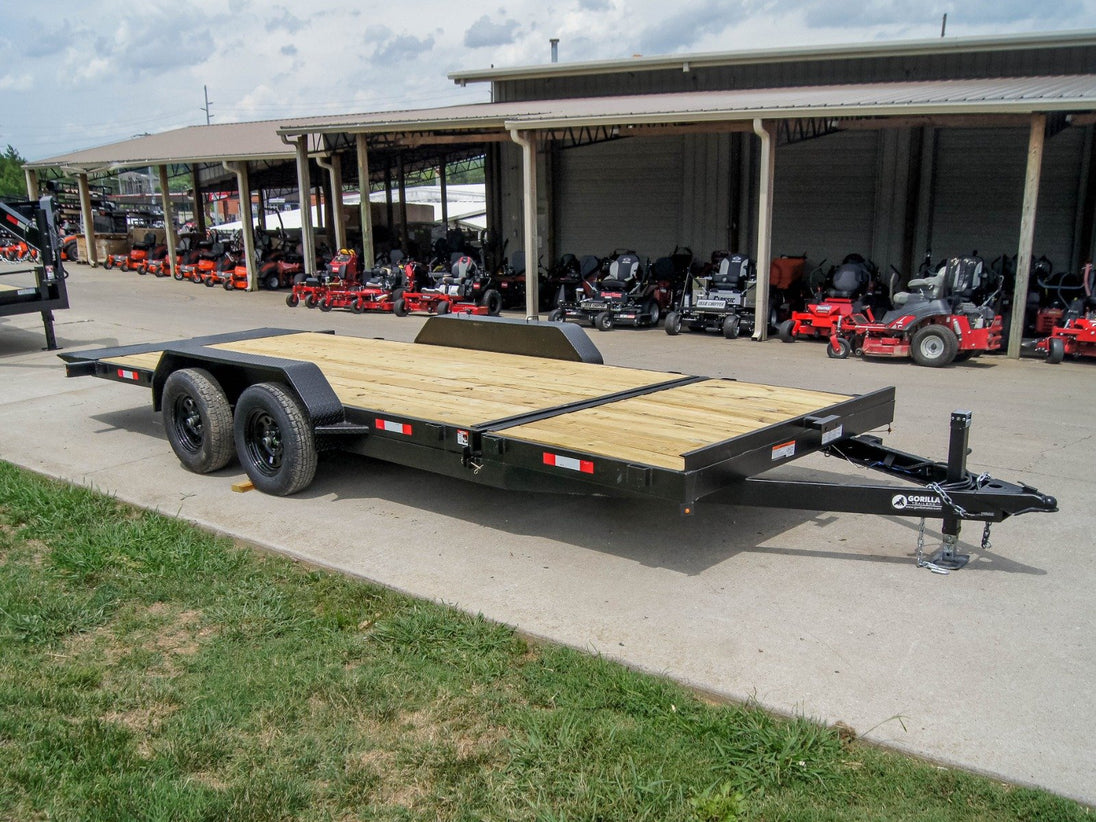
(3, 0, 1095, 163)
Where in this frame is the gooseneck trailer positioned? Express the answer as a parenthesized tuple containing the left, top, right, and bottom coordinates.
(60, 316, 1056, 572)
(1, 196, 69, 350)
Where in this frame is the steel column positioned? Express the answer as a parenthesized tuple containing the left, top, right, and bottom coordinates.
(511, 129, 540, 320)
(157, 166, 178, 279)
(752, 118, 775, 340)
(294, 136, 317, 277)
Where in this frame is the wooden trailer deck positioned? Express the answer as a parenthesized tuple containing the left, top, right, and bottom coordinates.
(95, 331, 851, 471)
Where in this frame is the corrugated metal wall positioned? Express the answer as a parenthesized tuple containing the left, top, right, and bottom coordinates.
(928, 127, 1084, 273)
(772, 131, 880, 272)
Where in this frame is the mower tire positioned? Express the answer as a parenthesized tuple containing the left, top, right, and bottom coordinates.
(137, 264, 148, 275)
(393, 297, 408, 317)
(223, 279, 233, 291)
(722, 316, 741, 339)
(233, 382, 317, 497)
(910, 324, 958, 367)
(777, 319, 796, 343)
(173, 269, 185, 281)
(319, 299, 333, 312)
(350, 299, 365, 314)
(645, 300, 660, 326)
(435, 300, 451, 315)
(594, 311, 614, 332)
(204, 277, 215, 287)
(103, 257, 114, 270)
(1046, 337, 1066, 364)
(827, 337, 852, 359)
(265, 275, 280, 290)
(547, 308, 564, 323)
(285, 293, 300, 307)
(482, 289, 503, 316)
(304, 294, 319, 309)
(664, 311, 682, 335)
(162, 368, 235, 474)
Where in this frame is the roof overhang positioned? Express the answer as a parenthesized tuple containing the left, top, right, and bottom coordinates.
(449, 29, 1096, 85)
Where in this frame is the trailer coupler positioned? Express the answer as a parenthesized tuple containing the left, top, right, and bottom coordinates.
(720, 411, 1056, 573)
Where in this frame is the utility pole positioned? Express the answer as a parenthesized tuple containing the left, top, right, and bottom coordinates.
(201, 85, 213, 125)
(941, 13, 948, 37)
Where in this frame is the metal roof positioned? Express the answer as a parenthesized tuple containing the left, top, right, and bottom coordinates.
(23, 118, 310, 172)
(449, 29, 1096, 85)
(497, 75, 1096, 130)
(275, 100, 544, 137)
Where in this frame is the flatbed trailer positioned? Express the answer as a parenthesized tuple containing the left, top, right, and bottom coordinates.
(60, 315, 1056, 571)
(1, 196, 69, 350)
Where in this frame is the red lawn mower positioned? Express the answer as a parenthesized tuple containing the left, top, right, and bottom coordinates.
(828, 254, 1004, 367)
(287, 248, 363, 308)
(393, 255, 502, 317)
(1033, 263, 1096, 363)
(777, 254, 891, 342)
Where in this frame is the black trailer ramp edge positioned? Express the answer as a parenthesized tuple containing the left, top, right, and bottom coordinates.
(58, 328, 307, 371)
(414, 314, 605, 364)
(1, 196, 70, 350)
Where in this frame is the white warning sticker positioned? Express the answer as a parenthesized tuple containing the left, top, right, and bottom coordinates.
(821, 425, 843, 445)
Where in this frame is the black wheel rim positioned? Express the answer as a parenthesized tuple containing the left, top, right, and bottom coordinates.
(245, 409, 282, 476)
(172, 394, 204, 453)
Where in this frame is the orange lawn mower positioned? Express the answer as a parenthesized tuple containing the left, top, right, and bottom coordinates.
(103, 231, 156, 271)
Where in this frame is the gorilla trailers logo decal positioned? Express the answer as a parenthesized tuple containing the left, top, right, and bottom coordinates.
(891, 493, 942, 511)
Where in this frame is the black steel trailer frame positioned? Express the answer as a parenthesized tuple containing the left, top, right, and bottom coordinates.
(1, 196, 70, 350)
(59, 316, 1056, 572)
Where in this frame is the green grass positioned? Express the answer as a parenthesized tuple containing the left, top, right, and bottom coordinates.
(0, 460, 1088, 821)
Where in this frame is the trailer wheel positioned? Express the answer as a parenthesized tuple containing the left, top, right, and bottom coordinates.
(910, 325, 958, 367)
(777, 319, 796, 343)
(162, 368, 235, 474)
(547, 308, 564, 323)
(482, 289, 503, 316)
(826, 337, 852, 359)
(234, 383, 317, 496)
(664, 311, 682, 335)
(285, 293, 299, 307)
(722, 316, 741, 339)
(393, 297, 408, 317)
(1046, 337, 1065, 364)
(594, 311, 614, 332)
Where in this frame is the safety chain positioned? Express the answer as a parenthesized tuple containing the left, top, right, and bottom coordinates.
(914, 517, 951, 575)
(926, 481, 970, 519)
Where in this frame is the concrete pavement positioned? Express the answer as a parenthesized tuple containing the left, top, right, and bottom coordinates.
(1, 263, 1093, 805)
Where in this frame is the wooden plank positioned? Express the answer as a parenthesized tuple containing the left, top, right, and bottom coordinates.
(99, 351, 163, 372)
(0, 283, 22, 293)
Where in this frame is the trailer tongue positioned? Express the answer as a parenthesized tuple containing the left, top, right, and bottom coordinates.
(60, 316, 1056, 572)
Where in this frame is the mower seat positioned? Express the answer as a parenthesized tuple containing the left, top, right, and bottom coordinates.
(710, 255, 749, 290)
(828, 262, 868, 298)
(893, 272, 945, 306)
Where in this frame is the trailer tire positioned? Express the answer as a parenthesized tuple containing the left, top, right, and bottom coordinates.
(1046, 337, 1065, 364)
(827, 337, 852, 359)
(777, 319, 796, 343)
(234, 383, 317, 496)
(285, 293, 299, 307)
(722, 316, 741, 339)
(664, 311, 681, 335)
(393, 297, 408, 317)
(910, 324, 958, 367)
(162, 368, 235, 474)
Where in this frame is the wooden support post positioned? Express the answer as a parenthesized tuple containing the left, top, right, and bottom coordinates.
(397, 154, 408, 251)
(1007, 114, 1046, 359)
(24, 169, 39, 199)
(294, 136, 317, 277)
(226, 161, 258, 291)
(77, 173, 98, 267)
(356, 134, 375, 265)
(752, 119, 775, 340)
(157, 166, 177, 279)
